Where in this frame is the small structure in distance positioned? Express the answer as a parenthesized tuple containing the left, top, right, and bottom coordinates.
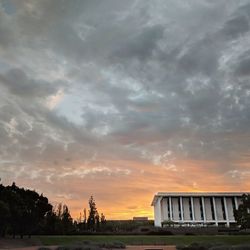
(133, 216, 149, 221)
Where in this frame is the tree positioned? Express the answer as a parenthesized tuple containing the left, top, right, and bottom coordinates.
(0, 182, 52, 238)
(101, 213, 106, 225)
(95, 211, 100, 230)
(49, 203, 73, 234)
(87, 196, 97, 230)
(83, 208, 87, 229)
(44, 210, 58, 234)
(0, 200, 10, 237)
(234, 194, 250, 229)
(61, 205, 73, 234)
(86, 196, 106, 231)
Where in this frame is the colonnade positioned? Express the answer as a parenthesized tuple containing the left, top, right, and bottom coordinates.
(153, 193, 244, 227)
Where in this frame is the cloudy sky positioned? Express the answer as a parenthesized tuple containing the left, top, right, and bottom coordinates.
(0, 0, 250, 219)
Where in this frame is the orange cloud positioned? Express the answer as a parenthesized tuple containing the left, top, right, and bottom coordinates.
(5, 155, 250, 220)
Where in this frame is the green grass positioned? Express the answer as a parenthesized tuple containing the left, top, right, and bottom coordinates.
(38, 235, 250, 246)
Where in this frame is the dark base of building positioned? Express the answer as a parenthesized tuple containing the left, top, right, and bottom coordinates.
(161, 222, 238, 228)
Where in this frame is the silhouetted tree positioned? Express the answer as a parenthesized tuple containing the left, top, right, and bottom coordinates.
(95, 211, 100, 230)
(86, 196, 106, 231)
(61, 205, 73, 234)
(83, 208, 87, 229)
(234, 194, 250, 229)
(44, 210, 58, 234)
(0, 181, 111, 236)
(0, 200, 10, 237)
(45, 203, 73, 235)
(101, 213, 106, 226)
(0, 182, 52, 238)
(87, 196, 97, 230)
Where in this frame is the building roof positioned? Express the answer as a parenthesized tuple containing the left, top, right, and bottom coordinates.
(151, 192, 250, 206)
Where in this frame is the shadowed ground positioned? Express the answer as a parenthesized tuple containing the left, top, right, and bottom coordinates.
(1, 235, 250, 249)
(38, 235, 250, 246)
(0, 238, 42, 249)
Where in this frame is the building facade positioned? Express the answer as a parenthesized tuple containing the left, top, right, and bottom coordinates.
(152, 192, 248, 227)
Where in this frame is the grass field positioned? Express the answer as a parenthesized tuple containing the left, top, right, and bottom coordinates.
(39, 235, 250, 246)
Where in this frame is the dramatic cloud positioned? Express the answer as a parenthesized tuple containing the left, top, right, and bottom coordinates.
(0, 0, 249, 219)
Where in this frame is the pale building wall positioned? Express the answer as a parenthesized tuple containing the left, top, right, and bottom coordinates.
(172, 197, 179, 221)
(183, 197, 191, 220)
(153, 193, 248, 227)
(161, 198, 169, 221)
(226, 197, 234, 220)
(154, 197, 162, 227)
(193, 197, 202, 221)
(215, 197, 224, 220)
(204, 197, 213, 220)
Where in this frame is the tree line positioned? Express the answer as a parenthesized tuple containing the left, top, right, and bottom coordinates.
(0, 181, 249, 238)
(0, 182, 106, 238)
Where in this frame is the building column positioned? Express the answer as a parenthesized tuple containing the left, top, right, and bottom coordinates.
(212, 197, 218, 226)
(169, 196, 173, 221)
(234, 196, 238, 210)
(202, 197, 206, 224)
(191, 197, 195, 221)
(223, 197, 229, 227)
(180, 196, 184, 221)
(154, 197, 162, 227)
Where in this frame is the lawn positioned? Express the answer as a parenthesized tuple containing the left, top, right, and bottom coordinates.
(39, 235, 250, 246)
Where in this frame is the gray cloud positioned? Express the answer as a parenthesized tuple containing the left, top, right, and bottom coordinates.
(113, 25, 165, 61)
(235, 55, 250, 76)
(222, 15, 249, 39)
(0, 9, 14, 48)
(0, 0, 249, 215)
(0, 68, 59, 98)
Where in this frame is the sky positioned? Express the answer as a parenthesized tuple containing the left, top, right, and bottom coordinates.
(0, 0, 250, 220)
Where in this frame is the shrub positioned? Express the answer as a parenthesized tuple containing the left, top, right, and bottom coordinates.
(188, 242, 213, 250)
(176, 245, 186, 250)
(97, 241, 125, 249)
(232, 246, 250, 250)
(56, 247, 71, 250)
(177, 242, 223, 250)
(56, 246, 101, 250)
(209, 246, 232, 250)
(111, 241, 126, 249)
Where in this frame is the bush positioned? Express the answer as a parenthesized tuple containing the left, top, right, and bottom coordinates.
(232, 246, 250, 250)
(97, 241, 125, 249)
(209, 246, 232, 250)
(56, 247, 74, 250)
(56, 247, 71, 250)
(147, 230, 174, 235)
(189, 242, 214, 250)
(176, 245, 186, 250)
(110, 241, 126, 249)
(55, 241, 126, 250)
(177, 242, 223, 250)
(82, 241, 91, 245)
(177, 243, 250, 250)
(56, 246, 101, 250)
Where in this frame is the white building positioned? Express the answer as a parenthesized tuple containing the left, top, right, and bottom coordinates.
(151, 192, 248, 227)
